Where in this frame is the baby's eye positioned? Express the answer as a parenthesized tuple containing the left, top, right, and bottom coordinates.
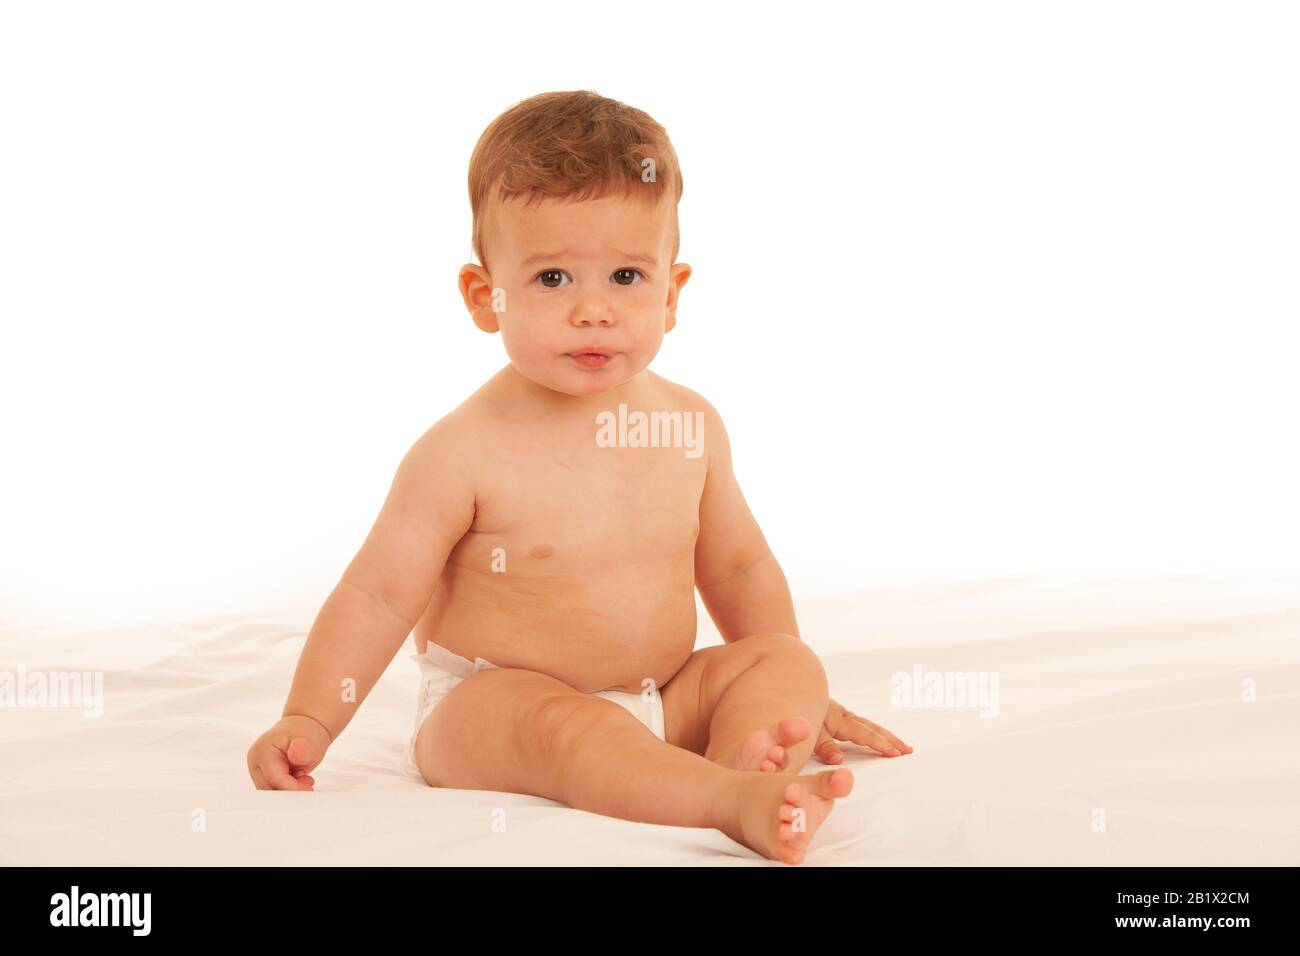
(535, 269, 570, 289)
(612, 268, 646, 286)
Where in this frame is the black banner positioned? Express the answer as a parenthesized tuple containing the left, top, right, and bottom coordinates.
(0, 865, 1288, 943)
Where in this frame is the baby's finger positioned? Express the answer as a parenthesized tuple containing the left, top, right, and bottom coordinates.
(258, 749, 307, 790)
(291, 769, 317, 789)
(860, 719, 913, 753)
(285, 736, 321, 772)
(837, 714, 905, 756)
(813, 727, 844, 765)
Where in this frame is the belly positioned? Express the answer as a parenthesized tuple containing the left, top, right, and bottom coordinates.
(412, 555, 698, 692)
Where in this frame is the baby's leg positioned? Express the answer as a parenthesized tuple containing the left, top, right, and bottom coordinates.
(661, 632, 830, 775)
(415, 666, 851, 864)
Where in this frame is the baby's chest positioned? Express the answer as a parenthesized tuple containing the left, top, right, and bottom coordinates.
(466, 443, 705, 571)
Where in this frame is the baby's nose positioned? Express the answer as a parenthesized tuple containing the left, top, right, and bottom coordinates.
(571, 304, 616, 326)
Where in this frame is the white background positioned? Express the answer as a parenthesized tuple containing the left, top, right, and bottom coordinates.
(2, 1, 1297, 627)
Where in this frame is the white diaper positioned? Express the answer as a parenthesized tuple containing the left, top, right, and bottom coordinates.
(407, 641, 667, 767)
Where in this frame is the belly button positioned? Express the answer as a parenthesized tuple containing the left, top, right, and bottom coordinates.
(529, 544, 555, 559)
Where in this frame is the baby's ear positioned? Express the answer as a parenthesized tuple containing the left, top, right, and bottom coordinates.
(470, 304, 500, 334)
(459, 264, 500, 332)
(664, 262, 692, 333)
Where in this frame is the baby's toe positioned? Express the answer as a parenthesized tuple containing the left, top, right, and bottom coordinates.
(820, 768, 854, 798)
(775, 717, 812, 747)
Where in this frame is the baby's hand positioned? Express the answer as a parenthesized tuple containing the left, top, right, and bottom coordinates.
(814, 697, 914, 763)
(247, 715, 333, 790)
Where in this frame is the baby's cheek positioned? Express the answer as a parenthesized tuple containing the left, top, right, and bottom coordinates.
(632, 341, 654, 362)
(504, 334, 551, 375)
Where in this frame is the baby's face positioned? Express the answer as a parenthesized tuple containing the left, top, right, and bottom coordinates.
(464, 191, 690, 398)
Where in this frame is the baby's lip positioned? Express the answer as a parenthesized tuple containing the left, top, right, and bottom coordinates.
(567, 348, 612, 357)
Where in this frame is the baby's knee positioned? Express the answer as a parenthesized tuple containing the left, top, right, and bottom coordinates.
(745, 633, 828, 685)
(523, 692, 630, 765)
(744, 631, 819, 661)
(431, 668, 584, 788)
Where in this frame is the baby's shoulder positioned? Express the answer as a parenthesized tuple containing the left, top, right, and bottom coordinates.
(645, 371, 720, 419)
(402, 399, 483, 469)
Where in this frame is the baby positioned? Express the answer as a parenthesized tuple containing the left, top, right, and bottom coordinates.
(247, 90, 911, 864)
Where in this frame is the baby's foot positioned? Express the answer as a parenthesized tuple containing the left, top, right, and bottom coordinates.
(712, 716, 812, 773)
(723, 767, 854, 865)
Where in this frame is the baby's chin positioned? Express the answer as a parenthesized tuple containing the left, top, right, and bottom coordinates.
(516, 359, 645, 399)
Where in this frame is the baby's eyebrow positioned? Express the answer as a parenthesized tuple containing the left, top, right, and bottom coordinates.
(521, 250, 658, 267)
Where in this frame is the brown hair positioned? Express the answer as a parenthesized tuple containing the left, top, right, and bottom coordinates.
(467, 90, 683, 272)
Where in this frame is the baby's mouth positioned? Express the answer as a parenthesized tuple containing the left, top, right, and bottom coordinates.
(567, 351, 614, 368)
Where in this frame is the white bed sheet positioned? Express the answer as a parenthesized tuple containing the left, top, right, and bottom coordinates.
(2, 575, 1297, 866)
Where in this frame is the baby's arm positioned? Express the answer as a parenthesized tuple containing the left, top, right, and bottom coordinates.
(693, 401, 914, 763)
(694, 401, 799, 642)
(247, 422, 475, 789)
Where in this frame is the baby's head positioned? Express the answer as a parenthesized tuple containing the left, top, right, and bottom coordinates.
(461, 91, 691, 398)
